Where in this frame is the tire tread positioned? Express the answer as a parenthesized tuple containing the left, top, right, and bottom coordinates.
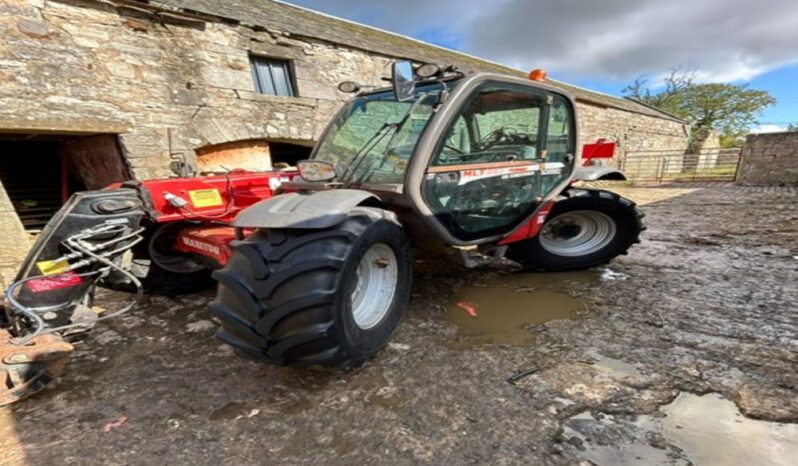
(211, 208, 392, 367)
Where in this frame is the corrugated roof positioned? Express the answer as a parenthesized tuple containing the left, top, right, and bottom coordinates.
(149, 0, 684, 122)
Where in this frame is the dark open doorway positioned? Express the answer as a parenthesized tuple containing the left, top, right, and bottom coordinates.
(269, 141, 313, 167)
(0, 133, 130, 233)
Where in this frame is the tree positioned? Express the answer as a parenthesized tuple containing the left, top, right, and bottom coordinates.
(623, 69, 776, 148)
(623, 67, 696, 116)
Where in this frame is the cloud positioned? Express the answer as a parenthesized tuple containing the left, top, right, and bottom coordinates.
(284, 0, 798, 83)
(751, 124, 787, 133)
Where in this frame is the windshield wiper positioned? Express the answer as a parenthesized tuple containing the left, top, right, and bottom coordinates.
(340, 121, 401, 186)
(346, 93, 436, 185)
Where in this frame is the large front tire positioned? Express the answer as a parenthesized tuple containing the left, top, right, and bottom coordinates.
(210, 207, 412, 368)
(507, 189, 644, 271)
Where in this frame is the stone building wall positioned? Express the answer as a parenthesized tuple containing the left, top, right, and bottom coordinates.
(737, 131, 798, 185)
(0, 0, 394, 181)
(576, 102, 689, 166)
(0, 0, 690, 271)
(0, 0, 689, 178)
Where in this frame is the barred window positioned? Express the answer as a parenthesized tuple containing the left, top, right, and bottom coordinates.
(250, 57, 296, 97)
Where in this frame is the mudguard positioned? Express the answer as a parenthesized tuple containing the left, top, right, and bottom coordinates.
(233, 189, 380, 229)
(573, 166, 627, 181)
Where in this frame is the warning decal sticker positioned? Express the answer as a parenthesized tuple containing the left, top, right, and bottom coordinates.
(188, 189, 224, 208)
(36, 259, 70, 275)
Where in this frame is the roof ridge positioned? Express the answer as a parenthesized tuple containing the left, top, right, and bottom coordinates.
(150, 0, 683, 122)
(267, 0, 526, 74)
(622, 96, 687, 122)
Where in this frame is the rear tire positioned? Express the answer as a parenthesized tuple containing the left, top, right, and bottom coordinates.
(210, 207, 412, 368)
(507, 189, 644, 271)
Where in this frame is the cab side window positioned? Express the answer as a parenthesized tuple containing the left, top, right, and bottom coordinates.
(546, 95, 574, 163)
(423, 83, 576, 241)
(443, 116, 472, 155)
(432, 84, 544, 166)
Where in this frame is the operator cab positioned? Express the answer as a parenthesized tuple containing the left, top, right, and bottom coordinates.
(295, 61, 577, 247)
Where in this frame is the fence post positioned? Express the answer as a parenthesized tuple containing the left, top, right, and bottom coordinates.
(733, 148, 743, 182)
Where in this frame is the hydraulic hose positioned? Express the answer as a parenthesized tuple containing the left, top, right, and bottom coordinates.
(5, 225, 145, 345)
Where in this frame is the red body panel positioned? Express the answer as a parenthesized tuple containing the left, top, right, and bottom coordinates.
(174, 226, 238, 265)
(109, 170, 296, 223)
(498, 201, 555, 245)
(106, 170, 297, 266)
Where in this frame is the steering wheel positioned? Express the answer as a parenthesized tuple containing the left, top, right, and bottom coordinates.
(443, 144, 465, 154)
(478, 128, 509, 150)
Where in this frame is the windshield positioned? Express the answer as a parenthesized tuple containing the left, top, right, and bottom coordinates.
(313, 82, 447, 184)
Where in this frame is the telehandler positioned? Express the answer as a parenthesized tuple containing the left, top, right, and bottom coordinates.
(1, 62, 642, 405)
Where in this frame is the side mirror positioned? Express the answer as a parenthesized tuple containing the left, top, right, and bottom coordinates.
(337, 81, 362, 93)
(297, 160, 338, 182)
(392, 61, 415, 102)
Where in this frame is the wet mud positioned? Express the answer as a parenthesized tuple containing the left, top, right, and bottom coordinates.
(442, 271, 593, 348)
(1, 184, 797, 465)
(564, 392, 798, 466)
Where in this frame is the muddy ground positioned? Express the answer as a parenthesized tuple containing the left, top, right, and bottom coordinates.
(2, 183, 797, 465)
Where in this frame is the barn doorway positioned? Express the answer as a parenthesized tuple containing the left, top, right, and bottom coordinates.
(269, 141, 313, 167)
(195, 139, 312, 174)
(0, 133, 130, 233)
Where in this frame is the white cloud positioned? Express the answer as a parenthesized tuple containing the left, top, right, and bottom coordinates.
(751, 124, 787, 134)
(286, 0, 798, 83)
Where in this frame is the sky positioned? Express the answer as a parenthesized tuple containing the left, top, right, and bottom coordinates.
(282, 0, 797, 132)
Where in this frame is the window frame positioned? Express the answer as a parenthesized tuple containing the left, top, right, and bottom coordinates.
(249, 55, 298, 97)
(430, 82, 550, 168)
(545, 93, 577, 163)
(400, 73, 579, 247)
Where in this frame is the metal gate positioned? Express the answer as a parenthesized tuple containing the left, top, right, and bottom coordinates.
(620, 148, 742, 183)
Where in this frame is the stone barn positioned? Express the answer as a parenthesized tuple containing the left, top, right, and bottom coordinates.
(0, 0, 689, 280)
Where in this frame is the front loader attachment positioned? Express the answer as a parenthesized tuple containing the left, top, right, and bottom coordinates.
(1, 188, 147, 406)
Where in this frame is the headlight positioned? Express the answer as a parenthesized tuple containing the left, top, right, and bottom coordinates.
(296, 160, 338, 182)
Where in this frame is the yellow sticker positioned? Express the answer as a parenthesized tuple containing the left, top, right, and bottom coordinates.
(187, 189, 224, 208)
(37, 259, 70, 275)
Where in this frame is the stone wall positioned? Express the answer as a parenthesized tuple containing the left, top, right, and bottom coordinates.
(0, 0, 392, 181)
(0, 0, 689, 178)
(737, 131, 798, 185)
(576, 102, 689, 166)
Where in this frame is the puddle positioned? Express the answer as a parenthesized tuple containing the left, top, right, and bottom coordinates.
(565, 393, 798, 466)
(443, 271, 596, 347)
(647, 393, 798, 466)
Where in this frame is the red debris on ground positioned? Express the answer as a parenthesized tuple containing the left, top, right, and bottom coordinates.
(102, 416, 128, 433)
(457, 301, 478, 317)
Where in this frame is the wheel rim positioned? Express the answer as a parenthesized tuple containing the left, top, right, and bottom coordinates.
(148, 224, 207, 274)
(539, 210, 617, 257)
(351, 243, 399, 330)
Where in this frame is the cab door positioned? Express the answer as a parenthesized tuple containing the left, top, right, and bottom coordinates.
(420, 81, 576, 242)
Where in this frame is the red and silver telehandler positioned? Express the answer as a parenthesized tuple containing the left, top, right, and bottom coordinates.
(1, 62, 642, 405)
